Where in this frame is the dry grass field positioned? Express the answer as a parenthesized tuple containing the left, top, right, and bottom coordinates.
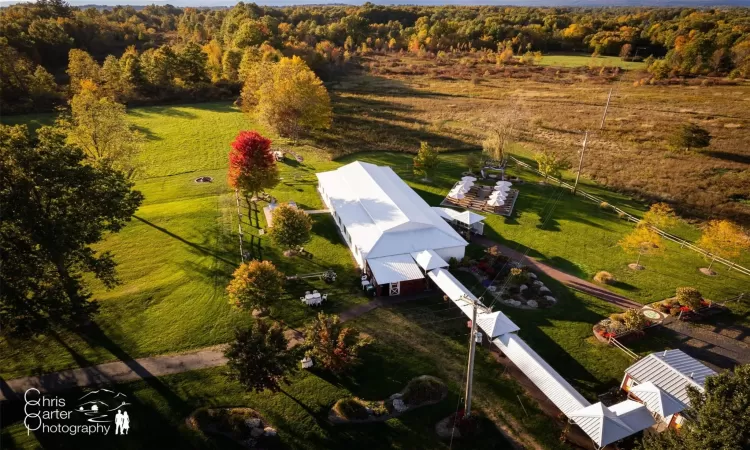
(315, 53, 750, 225)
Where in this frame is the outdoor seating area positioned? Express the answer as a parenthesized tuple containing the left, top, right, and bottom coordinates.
(300, 289, 328, 306)
(441, 177, 519, 217)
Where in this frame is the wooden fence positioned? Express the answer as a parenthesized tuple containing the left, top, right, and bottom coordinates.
(509, 155, 750, 277)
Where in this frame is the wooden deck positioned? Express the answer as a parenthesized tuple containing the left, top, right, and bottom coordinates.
(440, 184, 519, 217)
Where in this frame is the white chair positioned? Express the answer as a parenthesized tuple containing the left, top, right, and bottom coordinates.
(305, 290, 311, 295)
(322, 293, 328, 301)
(313, 289, 318, 294)
(300, 296, 305, 302)
(361, 275, 368, 281)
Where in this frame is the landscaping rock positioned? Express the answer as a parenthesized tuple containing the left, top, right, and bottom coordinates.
(527, 272, 537, 280)
(519, 284, 528, 292)
(533, 280, 544, 287)
(544, 296, 557, 304)
(527, 300, 538, 308)
(539, 286, 551, 294)
(245, 418, 262, 429)
(392, 399, 408, 412)
(263, 427, 277, 437)
(389, 393, 403, 400)
(510, 300, 521, 307)
(250, 427, 265, 438)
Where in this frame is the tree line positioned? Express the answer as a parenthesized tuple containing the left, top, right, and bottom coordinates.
(3, 1, 750, 113)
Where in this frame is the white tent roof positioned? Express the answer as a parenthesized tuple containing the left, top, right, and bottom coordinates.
(427, 268, 519, 338)
(368, 254, 424, 284)
(496, 181, 512, 187)
(487, 198, 505, 207)
(570, 401, 655, 448)
(317, 162, 467, 259)
(411, 249, 449, 271)
(431, 207, 486, 225)
(493, 333, 590, 416)
(625, 349, 716, 406)
(629, 382, 685, 417)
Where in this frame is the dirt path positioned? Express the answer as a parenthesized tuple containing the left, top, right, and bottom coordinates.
(0, 293, 434, 402)
(473, 236, 643, 310)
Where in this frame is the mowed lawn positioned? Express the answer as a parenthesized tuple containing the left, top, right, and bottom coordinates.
(536, 53, 647, 70)
(342, 151, 750, 308)
(0, 103, 364, 379)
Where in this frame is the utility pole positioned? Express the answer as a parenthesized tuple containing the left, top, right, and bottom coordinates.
(572, 131, 588, 195)
(599, 88, 613, 130)
(465, 300, 478, 417)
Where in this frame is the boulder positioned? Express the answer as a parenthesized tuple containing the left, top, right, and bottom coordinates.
(245, 418, 262, 429)
(250, 427, 265, 438)
(263, 427, 277, 437)
(519, 284, 528, 292)
(527, 272, 537, 280)
(510, 300, 521, 307)
(393, 399, 408, 412)
(389, 393, 403, 400)
(544, 295, 557, 304)
(527, 300, 538, 308)
(539, 286, 551, 294)
(533, 280, 544, 287)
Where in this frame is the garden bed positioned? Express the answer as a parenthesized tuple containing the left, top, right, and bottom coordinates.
(186, 407, 280, 449)
(592, 309, 651, 343)
(328, 375, 447, 424)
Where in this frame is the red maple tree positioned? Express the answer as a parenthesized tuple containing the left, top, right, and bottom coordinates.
(228, 131, 279, 200)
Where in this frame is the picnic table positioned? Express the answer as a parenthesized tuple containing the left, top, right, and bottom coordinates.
(302, 292, 326, 306)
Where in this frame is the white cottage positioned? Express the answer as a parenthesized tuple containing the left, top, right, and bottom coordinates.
(316, 161, 468, 296)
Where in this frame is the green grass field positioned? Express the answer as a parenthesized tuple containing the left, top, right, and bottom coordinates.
(536, 53, 647, 70)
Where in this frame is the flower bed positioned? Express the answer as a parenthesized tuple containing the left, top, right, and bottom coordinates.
(459, 263, 557, 310)
(592, 309, 651, 343)
(329, 376, 447, 424)
(186, 408, 279, 449)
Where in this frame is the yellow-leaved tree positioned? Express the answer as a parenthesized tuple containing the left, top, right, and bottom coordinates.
(252, 56, 332, 138)
(696, 220, 750, 275)
(618, 224, 665, 270)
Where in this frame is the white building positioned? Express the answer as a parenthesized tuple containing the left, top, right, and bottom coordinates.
(316, 161, 468, 296)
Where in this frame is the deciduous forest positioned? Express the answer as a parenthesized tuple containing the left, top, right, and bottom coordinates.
(2, 1, 750, 113)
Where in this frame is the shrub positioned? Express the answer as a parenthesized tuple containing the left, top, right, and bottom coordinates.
(402, 376, 446, 406)
(333, 398, 369, 420)
(609, 313, 625, 323)
(622, 309, 648, 331)
(617, 211, 627, 220)
(448, 257, 459, 269)
(593, 271, 615, 285)
(676, 287, 702, 311)
(600, 202, 610, 210)
(669, 306, 682, 316)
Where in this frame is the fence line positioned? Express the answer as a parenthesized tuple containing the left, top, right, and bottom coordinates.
(509, 156, 750, 277)
(608, 336, 640, 360)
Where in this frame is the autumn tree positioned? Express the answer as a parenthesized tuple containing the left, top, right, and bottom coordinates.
(638, 364, 750, 450)
(534, 151, 567, 181)
(67, 49, 101, 93)
(696, 220, 750, 274)
(618, 224, 665, 269)
(619, 43, 633, 60)
(254, 56, 332, 137)
(675, 287, 703, 311)
(64, 81, 143, 178)
(413, 141, 440, 181)
(227, 131, 279, 203)
(304, 312, 372, 374)
(668, 123, 711, 153)
(642, 202, 680, 230)
(224, 320, 299, 393)
(0, 124, 143, 335)
(270, 204, 312, 253)
(226, 260, 285, 314)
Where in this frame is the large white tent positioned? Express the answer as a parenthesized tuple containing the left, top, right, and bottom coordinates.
(316, 161, 468, 268)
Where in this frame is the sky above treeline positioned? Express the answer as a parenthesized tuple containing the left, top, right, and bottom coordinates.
(2, 0, 750, 7)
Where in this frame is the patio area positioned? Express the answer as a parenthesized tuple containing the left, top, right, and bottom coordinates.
(440, 182, 519, 217)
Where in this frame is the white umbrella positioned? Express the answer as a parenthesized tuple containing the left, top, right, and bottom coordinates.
(487, 197, 505, 206)
(462, 176, 477, 182)
(489, 190, 508, 198)
(496, 181, 512, 188)
(493, 185, 511, 192)
(449, 190, 465, 200)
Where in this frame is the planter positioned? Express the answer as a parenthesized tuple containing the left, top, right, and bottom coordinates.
(186, 408, 279, 449)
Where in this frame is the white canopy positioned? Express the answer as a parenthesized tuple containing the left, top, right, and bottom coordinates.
(411, 249, 449, 271)
(489, 190, 507, 198)
(431, 207, 486, 225)
(496, 181, 512, 188)
(367, 254, 425, 284)
(462, 176, 477, 182)
(629, 382, 685, 417)
(569, 401, 655, 448)
(487, 197, 505, 207)
(493, 185, 511, 192)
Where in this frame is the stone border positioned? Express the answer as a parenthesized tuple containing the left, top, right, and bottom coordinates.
(457, 267, 557, 310)
(328, 376, 447, 424)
